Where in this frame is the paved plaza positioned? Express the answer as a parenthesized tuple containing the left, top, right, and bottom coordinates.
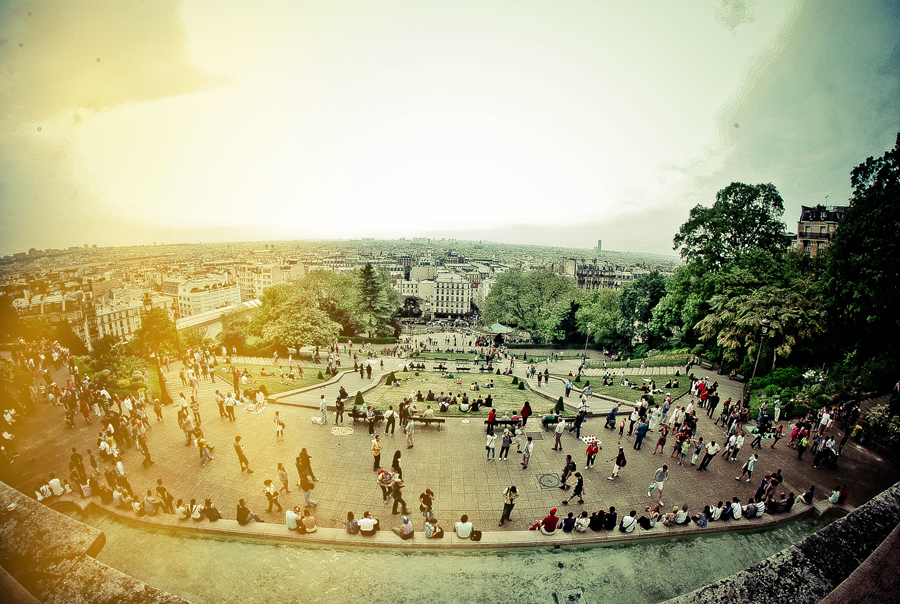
(3, 335, 899, 542)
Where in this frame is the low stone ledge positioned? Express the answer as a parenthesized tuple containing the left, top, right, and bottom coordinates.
(662, 481, 900, 604)
(0, 482, 191, 604)
(44, 486, 851, 551)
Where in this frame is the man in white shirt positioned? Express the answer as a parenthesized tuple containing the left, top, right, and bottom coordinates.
(553, 417, 567, 451)
(730, 498, 742, 520)
(48, 474, 64, 496)
(697, 441, 721, 472)
(358, 512, 379, 535)
(454, 514, 473, 539)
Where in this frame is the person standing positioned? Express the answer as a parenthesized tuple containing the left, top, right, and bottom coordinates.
(521, 402, 532, 426)
(697, 440, 721, 472)
(486, 431, 497, 461)
(521, 437, 534, 469)
(377, 469, 394, 502)
(405, 417, 415, 449)
(372, 435, 383, 471)
(419, 488, 435, 520)
(552, 417, 566, 451)
(155, 479, 175, 514)
(648, 465, 668, 505)
(499, 429, 512, 461)
(215, 390, 227, 418)
(225, 393, 237, 422)
(585, 440, 599, 469)
(70, 447, 86, 483)
(335, 395, 345, 425)
(233, 436, 253, 473)
(319, 395, 328, 425)
(274, 411, 285, 442)
(562, 473, 584, 505)
(498, 485, 519, 526)
(383, 405, 396, 436)
(608, 446, 626, 480)
(391, 450, 403, 480)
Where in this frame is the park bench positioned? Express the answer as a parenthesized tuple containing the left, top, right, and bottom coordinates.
(350, 409, 384, 425)
(455, 365, 471, 372)
(698, 358, 715, 370)
(415, 417, 446, 430)
(542, 416, 581, 432)
(730, 373, 746, 382)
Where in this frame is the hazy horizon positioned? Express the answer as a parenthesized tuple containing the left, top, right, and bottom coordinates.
(2, 0, 898, 257)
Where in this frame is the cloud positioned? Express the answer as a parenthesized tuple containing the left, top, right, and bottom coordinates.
(714, 0, 758, 34)
(0, 0, 228, 253)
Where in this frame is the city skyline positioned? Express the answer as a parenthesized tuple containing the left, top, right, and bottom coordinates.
(2, 0, 899, 257)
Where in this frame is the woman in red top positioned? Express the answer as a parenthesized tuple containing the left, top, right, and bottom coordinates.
(487, 409, 497, 434)
(521, 402, 532, 426)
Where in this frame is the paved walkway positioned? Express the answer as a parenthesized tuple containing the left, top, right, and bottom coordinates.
(3, 336, 899, 546)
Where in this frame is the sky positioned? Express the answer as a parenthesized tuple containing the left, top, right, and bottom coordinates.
(1, 0, 898, 257)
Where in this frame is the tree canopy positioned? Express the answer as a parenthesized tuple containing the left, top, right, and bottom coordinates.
(482, 269, 580, 343)
(673, 182, 790, 271)
(130, 307, 178, 357)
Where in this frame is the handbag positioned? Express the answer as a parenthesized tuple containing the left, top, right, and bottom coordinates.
(470, 530, 482, 541)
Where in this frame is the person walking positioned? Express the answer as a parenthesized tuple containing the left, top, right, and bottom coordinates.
(552, 417, 566, 451)
(225, 393, 237, 422)
(296, 448, 317, 482)
(559, 455, 576, 489)
(697, 440, 721, 472)
(233, 436, 253, 473)
(300, 474, 318, 506)
(486, 431, 497, 461)
(498, 485, 519, 526)
(499, 429, 512, 461)
(521, 437, 534, 469)
(263, 479, 282, 512)
(648, 465, 668, 505)
(277, 462, 291, 494)
(735, 453, 758, 482)
(391, 477, 408, 515)
(633, 419, 649, 450)
(562, 473, 584, 505)
(372, 435, 383, 471)
(608, 446, 626, 480)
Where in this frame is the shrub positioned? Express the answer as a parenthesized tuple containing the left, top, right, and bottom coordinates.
(402, 365, 408, 372)
(115, 378, 130, 390)
(511, 376, 518, 385)
(496, 369, 500, 375)
(317, 371, 324, 379)
(554, 397, 565, 413)
(387, 371, 397, 385)
(354, 391, 365, 406)
(574, 375, 581, 383)
(517, 382, 525, 390)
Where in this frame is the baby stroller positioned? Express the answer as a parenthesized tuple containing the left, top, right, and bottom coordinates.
(605, 410, 618, 429)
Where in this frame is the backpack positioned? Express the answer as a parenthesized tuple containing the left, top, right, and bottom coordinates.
(619, 457, 627, 467)
(470, 529, 482, 542)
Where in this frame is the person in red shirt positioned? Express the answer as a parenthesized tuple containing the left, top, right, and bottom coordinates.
(537, 508, 559, 535)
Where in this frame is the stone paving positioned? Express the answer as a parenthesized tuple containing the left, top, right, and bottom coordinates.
(3, 334, 899, 545)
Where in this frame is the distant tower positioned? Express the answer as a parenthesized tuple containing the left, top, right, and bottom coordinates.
(597, 240, 602, 255)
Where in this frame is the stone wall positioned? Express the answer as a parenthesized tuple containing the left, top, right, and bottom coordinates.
(663, 482, 900, 604)
(0, 481, 191, 604)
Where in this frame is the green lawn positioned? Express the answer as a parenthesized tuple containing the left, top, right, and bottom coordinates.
(411, 352, 485, 361)
(217, 366, 356, 395)
(359, 372, 557, 416)
(558, 374, 691, 405)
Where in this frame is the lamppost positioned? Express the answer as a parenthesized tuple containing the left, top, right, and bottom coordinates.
(580, 323, 594, 375)
(744, 316, 771, 403)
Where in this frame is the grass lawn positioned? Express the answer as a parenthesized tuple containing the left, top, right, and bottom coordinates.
(411, 352, 485, 361)
(557, 374, 691, 405)
(587, 350, 690, 369)
(359, 372, 558, 416)
(217, 365, 356, 395)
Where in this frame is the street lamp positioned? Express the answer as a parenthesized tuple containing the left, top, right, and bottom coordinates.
(582, 322, 594, 369)
(744, 316, 771, 403)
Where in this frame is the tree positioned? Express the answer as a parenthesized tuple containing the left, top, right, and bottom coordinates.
(673, 182, 790, 271)
(15, 316, 55, 342)
(356, 263, 400, 337)
(575, 288, 622, 349)
(616, 272, 667, 350)
(824, 133, 900, 367)
(261, 290, 342, 350)
(482, 269, 580, 343)
(0, 296, 18, 341)
(694, 281, 826, 369)
(131, 307, 178, 358)
(0, 358, 33, 414)
(398, 297, 423, 319)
